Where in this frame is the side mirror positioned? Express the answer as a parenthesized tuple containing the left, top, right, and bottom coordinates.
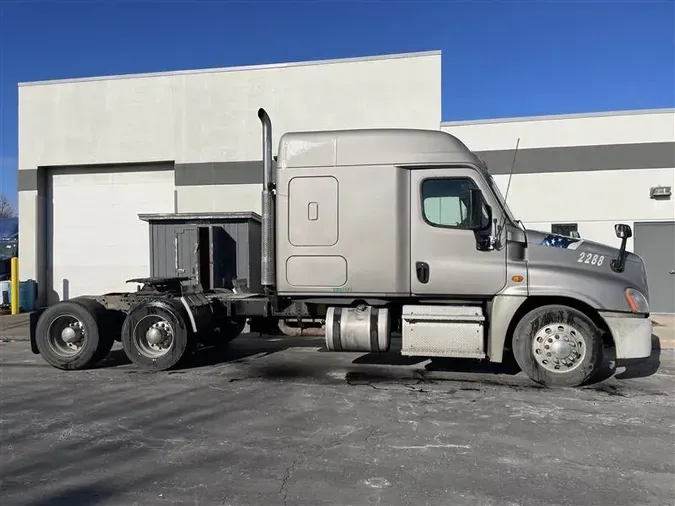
(611, 223, 632, 273)
(468, 188, 492, 231)
(615, 223, 632, 239)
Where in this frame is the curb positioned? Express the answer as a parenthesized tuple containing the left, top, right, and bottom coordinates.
(657, 340, 675, 351)
(653, 327, 675, 351)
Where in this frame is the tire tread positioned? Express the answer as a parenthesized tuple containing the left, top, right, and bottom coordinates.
(512, 304, 603, 387)
(121, 299, 194, 371)
(35, 300, 110, 370)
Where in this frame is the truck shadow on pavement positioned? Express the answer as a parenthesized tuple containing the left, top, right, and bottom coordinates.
(89, 332, 661, 387)
(12, 330, 661, 390)
(352, 335, 662, 386)
(92, 333, 328, 371)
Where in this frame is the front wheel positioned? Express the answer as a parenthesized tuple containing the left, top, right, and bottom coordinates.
(512, 304, 603, 387)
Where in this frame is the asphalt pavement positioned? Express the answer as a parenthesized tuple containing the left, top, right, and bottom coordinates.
(1, 334, 674, 506)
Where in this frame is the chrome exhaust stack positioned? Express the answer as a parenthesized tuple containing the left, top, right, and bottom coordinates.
(258, 108, 275, 292)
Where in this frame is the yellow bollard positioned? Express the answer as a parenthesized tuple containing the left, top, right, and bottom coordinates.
(10, 257, 19, 315)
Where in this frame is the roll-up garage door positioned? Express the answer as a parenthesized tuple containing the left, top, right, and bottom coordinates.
(46, 165, 175, 304)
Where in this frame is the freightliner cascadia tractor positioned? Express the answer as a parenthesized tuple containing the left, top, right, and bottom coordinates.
(30, 108, 653, 387)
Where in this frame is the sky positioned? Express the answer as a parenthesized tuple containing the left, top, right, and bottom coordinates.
(1, 0, 674, 209)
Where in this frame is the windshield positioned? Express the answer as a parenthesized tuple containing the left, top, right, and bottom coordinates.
(485, 172, 517, 225)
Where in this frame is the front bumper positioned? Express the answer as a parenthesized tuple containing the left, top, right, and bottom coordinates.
(600, 312, 653, 360)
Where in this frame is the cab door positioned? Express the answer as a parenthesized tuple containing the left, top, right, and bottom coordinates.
(410, 167, 507, 297)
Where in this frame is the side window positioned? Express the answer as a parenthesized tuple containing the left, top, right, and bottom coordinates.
(421, 177, 480, 229)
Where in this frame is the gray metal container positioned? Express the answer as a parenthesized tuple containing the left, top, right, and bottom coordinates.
(139, 212, 262, 293)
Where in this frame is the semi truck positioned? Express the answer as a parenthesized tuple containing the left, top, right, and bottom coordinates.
(29, 108, 653, 387)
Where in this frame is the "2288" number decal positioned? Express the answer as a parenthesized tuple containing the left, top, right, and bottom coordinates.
(578, 252, 605, 266)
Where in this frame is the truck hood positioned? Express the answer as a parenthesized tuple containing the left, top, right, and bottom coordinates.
(522, 229, 649, 312)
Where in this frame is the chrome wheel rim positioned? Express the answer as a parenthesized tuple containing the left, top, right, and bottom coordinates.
(132, 315, 174, 359)
(47, 314, 86, 357)
(532, 322, 586, 373)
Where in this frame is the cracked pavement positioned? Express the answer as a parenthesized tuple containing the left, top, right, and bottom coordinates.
(0, 334, 674, 506)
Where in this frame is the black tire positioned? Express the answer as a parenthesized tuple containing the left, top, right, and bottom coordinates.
(512, 304, 603, 387)
(35, 299, 114, 370)
(198, 318, 245, 349)
(121, 299, 194, 371)
(209, 289, 246, 345)
(220, 318, 246, 344)
(74, 298, 116, 364)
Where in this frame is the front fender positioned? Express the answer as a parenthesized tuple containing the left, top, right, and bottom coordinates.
(527, 262, 634, 313)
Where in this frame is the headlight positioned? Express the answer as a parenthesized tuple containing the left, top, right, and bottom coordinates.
(625, 288, 649, 313)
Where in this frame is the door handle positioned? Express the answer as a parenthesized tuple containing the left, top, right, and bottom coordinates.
(670, 270, 675, 275)
(416, 262, 430, 284)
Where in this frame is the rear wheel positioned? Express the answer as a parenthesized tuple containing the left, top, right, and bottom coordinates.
(219, 318, 246, 343)
(121, 299, 194, 371)
(197, 318, 245, 349)
(35, 299, 114, 370)
(512, 304, 603, 387)
(209, 289, 246, 345)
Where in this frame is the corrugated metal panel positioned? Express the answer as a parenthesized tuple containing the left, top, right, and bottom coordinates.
(151, 223, 184, 279)
(147, 215, 261, 293)
(176, 227, 198, 278)
(221, 221, 248, 283)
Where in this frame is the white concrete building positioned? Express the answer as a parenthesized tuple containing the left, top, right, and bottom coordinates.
(17, 50, 675, 313)
(17, 51, 442, 306)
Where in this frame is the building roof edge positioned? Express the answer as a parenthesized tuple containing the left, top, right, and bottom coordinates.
(18, 50, 442, 87)
(440, 108, 675, 126)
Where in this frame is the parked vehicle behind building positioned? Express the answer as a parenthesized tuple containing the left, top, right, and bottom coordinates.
(0, 217, 18, 283)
